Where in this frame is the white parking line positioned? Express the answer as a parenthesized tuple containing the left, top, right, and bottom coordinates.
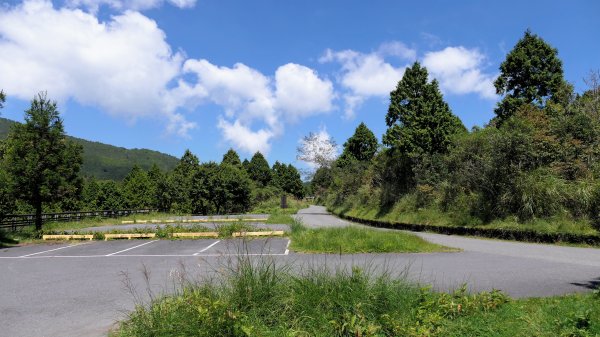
(105, 240, 158, 256)
(284, 239, 291, 255)
(19, 243, 86, 257)
(0, 252, 289, 259)
(193, 240, 221, 255)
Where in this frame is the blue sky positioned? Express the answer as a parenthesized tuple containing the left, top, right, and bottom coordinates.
(0, 0, 598, 168)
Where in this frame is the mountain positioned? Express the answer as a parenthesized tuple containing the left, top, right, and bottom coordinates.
(0, 117, 179, 180)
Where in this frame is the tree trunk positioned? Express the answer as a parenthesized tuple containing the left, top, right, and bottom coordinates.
(35, 201, 43, 231)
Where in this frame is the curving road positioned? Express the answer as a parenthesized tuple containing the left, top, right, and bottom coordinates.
(294, 205, 600, 296)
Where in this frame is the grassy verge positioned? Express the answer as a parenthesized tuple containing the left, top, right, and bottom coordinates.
(251, 197, 310, 215)
(265, 212, 296, 225)
(289, 222, 451, 254)
(263, 209, 450, 254)
(112, 258, 600, 337)
(337, 203, 597, 236)
(330, 201, 600, 246)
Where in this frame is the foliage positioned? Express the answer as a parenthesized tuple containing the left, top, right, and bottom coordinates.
(383, 61, 465, 156)
(222, 148, 242, 167)
(339, 122, 378, 163)
(168, 149, 200, 213)
(3, 93, 83, 230)
(316, 31, 600, 238)
(122, 165, 154, 209)
(271, 161, 304, 199)
(494, 30, 570, 122)
(246, 152, 271, 187)
(113, 258, 600, 337)
(290, 222, 449, 253)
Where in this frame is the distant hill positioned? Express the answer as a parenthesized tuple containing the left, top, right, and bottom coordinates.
(0, 117, 179, 180)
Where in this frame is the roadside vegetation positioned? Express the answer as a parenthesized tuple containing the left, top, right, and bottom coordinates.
(310, 30, 600, 242)
(289, 220, 450, 254)
(113, 256, 600, 337)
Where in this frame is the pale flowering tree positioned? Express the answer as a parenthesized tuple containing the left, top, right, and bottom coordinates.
(296, 130, 339, 171)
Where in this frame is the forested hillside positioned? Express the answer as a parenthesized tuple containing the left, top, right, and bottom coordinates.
(0, 117, 178, 180)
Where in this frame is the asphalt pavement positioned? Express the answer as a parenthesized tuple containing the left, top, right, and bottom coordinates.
(0, 206, 599, 336)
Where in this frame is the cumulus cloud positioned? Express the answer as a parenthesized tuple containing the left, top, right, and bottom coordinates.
(423, 46, 497, 99)
(0, 1, 335, 154)
(320, 42, 415, 119)
(66, 0, 196, 13)
(274, 63, 334, 121)
(218, 118, 275, 155)
(323, 43, 497, 118)
(0, 0, 195, 135)
(178, 60, 334, 154)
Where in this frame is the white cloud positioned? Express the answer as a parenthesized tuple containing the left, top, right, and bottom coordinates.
(65, 0, 196, 13)
(377, 41, 417, 60)
(218, 118, 274, 155)
(320, 42, 415, 118)
(423, 46, 497, 99)
(0, 0, 194, 135)
(274, 63, 334, 121)
(180, 60, 334, 154)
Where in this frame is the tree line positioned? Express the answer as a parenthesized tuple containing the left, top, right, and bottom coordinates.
(0, 93, 304, 230)
(313, 30, 600, 230)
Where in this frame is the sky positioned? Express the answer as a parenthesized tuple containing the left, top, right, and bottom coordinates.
(0, 0, 598, 168)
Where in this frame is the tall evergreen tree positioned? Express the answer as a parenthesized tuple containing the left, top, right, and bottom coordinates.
(222, 148, 242, 167)
(340, 122, 378, 162)
(169, 149, 200, 213)
(4, 93, 82, 230)
(494, 30, 570, 122)
(271, 162, 304, 199)
(242, 158, 250, 172)
(147, 164, 163, 209)
(383, 62, 465, 156)
(96, 180, 124, 210)
(0, 90, 13, 218)
(122, 165, 152, 209)
(247, 152, 272, 187)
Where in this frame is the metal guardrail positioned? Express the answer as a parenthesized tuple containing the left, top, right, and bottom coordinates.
(0, 209, 156, 231)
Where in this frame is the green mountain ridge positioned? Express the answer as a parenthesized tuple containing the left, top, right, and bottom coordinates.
(0, 117, 178, 180)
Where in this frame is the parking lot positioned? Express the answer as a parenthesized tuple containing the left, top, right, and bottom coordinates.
(0, 237, 291, 259)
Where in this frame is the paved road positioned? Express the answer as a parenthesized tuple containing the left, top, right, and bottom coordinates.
(1, 206, 599, 336)
(295, 205, 600, 293)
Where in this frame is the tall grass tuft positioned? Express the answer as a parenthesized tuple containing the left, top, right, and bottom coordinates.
(113, 251, 600, 337)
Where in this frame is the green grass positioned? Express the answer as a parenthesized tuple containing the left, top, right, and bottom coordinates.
(251, 197, 310, 215)
(265, 213, 295, 225)
(112, 257, 600, 337)
(289, 223, 452, 254)
(334, 200, 598, 236)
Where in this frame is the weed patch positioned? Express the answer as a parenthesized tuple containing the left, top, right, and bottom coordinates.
(112, 257, 600, 337)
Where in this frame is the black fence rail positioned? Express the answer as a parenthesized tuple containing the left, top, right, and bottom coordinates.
(0, 209, 156, 231)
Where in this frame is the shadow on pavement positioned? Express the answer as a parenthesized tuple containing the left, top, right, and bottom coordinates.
(571, 277, 600, 290)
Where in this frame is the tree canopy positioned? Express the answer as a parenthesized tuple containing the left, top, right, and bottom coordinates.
(247, 152, 272, 187)
(3, 93, 83, 229)
(222, 148, 242, 167)
(494, 30, 570, 122)
(341, 122, 378, 162)
(383, 62, 465, 156)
